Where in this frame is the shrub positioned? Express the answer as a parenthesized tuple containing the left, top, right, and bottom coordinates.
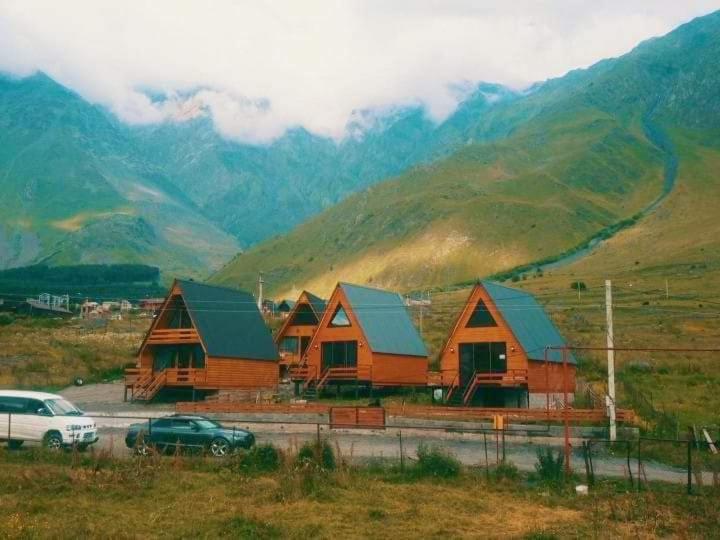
(415, 443, 461, 478)
(235, 443, 281, 473)
(492, 460, 519, 482)
(570, 281, 587, 291)
(534, 447, 565, 486)
(0, 313, 14, 326)
(297, 439, 335, 470)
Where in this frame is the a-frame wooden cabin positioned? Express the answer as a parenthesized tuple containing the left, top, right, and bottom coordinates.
(440, 281, 576, 407)
(274, 290, 326, 378)
(125, 279, 279, 401)
(291, 282, 428, 394)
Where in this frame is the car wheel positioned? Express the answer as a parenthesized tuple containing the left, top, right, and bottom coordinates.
(8, 440, 24, 450)
(209, 437, 230, 458)
(44, 432, 63, 451)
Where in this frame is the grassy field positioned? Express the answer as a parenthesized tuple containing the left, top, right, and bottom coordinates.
(0, 315, 150, 390)
(0, 446, 718, 539)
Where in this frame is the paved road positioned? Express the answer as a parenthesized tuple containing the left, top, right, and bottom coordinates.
(84, 420, 711, 486)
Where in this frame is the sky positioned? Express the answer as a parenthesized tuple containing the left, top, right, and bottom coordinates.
(0, 0, 718, 144)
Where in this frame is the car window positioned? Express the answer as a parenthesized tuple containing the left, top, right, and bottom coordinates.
(170, 419, 192, 429)
(26, 399, 48, 415)
(152, 419, 172, 428)
(0, 397, 29, 413)
(44, 398, 81, 416)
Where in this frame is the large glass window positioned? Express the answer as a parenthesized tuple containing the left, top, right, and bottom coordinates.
(459, 342, 507, 384)
(321, 341, 358, 369)
(466, 299, 497, 327)
(280, 336, 299, 354)
(329, 305, 351, 327)
(290, 303, 318, 326)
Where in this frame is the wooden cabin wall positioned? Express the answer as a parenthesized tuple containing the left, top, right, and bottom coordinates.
(201, 357, 278, 390)
(527, 361, 576, 393)
(371, 353, 428, 386)
(305, 287, 373, 374)
(440, 285, 528, 384)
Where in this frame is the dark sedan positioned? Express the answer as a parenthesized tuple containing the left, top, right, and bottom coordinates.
(125, 414, 255, 457)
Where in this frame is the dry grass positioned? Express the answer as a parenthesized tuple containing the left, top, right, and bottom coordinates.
(0, 316, 150, 389)
(2, 446, 718, 540)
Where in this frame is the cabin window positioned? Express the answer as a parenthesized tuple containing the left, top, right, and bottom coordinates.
(321, 340, 358, 369)
(280, 336, 299, 354)
(466, 299, 497, 327)
(290, 303, 318, 325)
(459, 342, 507, 385)
(329, 305, 351, 327)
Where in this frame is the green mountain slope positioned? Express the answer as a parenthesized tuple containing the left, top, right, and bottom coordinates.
(211, 11, 720, 298)
(0, 73, 240, 277)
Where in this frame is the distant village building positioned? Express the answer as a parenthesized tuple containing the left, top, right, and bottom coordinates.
(139, 298, 165, 312)
(276, 299, 296, 318)
(20, 293, 72, 318)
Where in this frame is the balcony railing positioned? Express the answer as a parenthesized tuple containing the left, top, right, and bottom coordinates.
(146, 328, 200, 345)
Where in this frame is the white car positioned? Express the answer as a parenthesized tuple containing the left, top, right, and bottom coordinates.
(0, 390, 98, 450)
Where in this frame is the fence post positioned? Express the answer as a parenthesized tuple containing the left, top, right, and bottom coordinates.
(483, 431, 489, 480)
(7, 412, 11, 445)
(316, 423, 321, 445)
(637, 438, 642, 491)
(687, 434, 693, 495)
(398, 430, 404, 471)
(626, 440, 634, 489)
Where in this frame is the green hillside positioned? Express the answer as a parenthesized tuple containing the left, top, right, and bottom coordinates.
(211, 11, 720, 299)
(0, 74, 239, 278)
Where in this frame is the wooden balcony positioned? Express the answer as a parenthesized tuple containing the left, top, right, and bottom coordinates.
(146, 328, 200, 345)
(473, 369, 529, 387)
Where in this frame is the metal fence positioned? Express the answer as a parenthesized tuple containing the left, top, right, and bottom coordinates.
(1, 411, 718, 494)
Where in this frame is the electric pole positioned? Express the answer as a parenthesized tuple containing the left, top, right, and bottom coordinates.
(665, 279, 669, 300)
(605, 279, 617, 441)
(257, 273, 264, 311)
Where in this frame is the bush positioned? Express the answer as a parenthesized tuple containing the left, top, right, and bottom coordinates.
(534, 448, 565, 486)
(570, 281, 587, 291)
(416, 443, 461, 478)
(0, 313, 14, 326)
(297, 439, 335, 470)
(235, 443, 281, 473)
(492, 460, 519, 482)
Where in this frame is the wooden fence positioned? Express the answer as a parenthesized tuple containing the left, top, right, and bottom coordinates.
(329, 407, 386, 429)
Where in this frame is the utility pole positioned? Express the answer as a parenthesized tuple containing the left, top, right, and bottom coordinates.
(665, 279, 669, 300)
(605, 279, 617, 441)
(257, 273, 264, 311)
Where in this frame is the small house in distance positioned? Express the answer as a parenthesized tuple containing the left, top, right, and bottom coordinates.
(440, 281, 575, 408)
(274, 291, 326, 378)
(291, 282, 428, 394)
(125, 279, 279, 401)
(276, 299, 296, 318)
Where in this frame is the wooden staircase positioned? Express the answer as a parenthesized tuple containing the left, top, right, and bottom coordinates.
(129, 370, 167, 402)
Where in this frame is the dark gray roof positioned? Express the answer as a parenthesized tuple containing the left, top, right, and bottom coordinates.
(481, 281, 574, 364)
(340, 283, 428, 357)
(304, 291, 327, 317)
(178, 280, 278, 361)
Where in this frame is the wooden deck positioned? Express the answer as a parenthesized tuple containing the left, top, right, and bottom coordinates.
(146, 328, 201, 345)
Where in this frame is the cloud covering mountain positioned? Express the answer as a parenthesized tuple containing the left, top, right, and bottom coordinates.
(1, 0, 717, 143)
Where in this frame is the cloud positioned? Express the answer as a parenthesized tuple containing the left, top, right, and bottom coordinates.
(0, 0, 717, 143)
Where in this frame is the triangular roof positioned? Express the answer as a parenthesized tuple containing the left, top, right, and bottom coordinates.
(175, 279, 279, 361)
(339, 282, 428, 357)
(478, 281, 573, 364)
(274, 290, 327, 341)
(304, 291, 327, 318)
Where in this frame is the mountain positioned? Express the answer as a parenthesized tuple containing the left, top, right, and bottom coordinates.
(0, 73, 239, 278)
(211, 11, 720, 298)
(0, 72, 517, 276)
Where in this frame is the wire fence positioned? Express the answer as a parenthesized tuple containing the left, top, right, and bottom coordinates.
(2, 411, 718, 495)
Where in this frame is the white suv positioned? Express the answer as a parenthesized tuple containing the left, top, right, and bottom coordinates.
(0, 390, 98, 450)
